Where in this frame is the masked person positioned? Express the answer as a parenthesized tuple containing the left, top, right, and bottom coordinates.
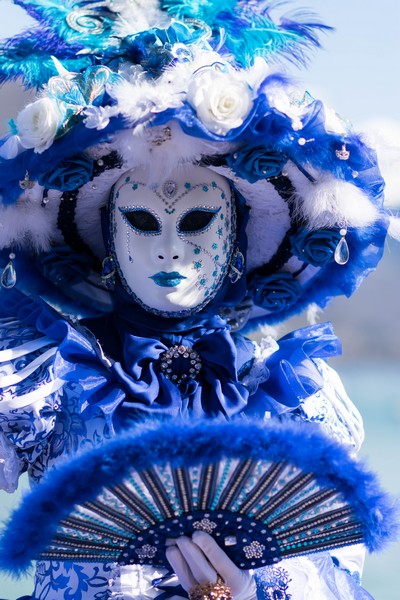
(0, 1, 397, 599)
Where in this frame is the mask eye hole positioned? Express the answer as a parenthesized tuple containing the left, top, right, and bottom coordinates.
(121, 209, 161, 234)
(178, 208, 219, 234)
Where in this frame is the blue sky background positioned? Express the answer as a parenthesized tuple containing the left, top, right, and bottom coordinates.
(0, 2, 399, 598)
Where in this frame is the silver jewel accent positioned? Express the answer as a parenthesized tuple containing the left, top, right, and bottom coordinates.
(228, 247, 245, 283)
(151, 126, 172, 147)
(158, 345, 202, 384)
(243, 540, 266, 559)
(224, 536, 238, 546)
(19, 170, 35, 190)
(135, 544, 157, 560)
(335, 143, 350, 160)
(193, 518, 217, 534)
(334, 229, 350, 265)
(298, 137, 315, 146)
(162, 180, 178, 199)
(101, 255, 116, 289)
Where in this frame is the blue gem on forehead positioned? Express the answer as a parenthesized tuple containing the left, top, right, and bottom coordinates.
(162, 180, 178, 199)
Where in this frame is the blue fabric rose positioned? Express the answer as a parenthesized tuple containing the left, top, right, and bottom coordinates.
(248, 272, 302, 312)
(38, 155, 93, 191)
(38, 245, 93, 286)
(227, 146, 287, 183)
(290, 228, 342, 266)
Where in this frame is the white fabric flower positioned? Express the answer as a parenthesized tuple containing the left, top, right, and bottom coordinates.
(16, 97, 63, 153)
(83, 105, 114, 130)
(187, 68, 253, 136)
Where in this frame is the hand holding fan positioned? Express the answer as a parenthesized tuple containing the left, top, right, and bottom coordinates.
(0, 420, 396, 575)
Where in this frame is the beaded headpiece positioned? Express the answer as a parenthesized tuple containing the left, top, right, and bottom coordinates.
(0, 0, 397, 328)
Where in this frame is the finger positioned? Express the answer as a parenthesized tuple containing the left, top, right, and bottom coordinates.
(165, 537, 178, 546)
(175, 535, 218, 585)
(166, 542, 197, 592)
(192, 531, 242, 586)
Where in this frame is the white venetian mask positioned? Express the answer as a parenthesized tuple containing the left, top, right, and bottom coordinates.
(110, 165, 235, 315)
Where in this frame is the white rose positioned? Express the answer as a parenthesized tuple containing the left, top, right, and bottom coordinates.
(187, 68, 253, 136)
(16, 97, 63, 153)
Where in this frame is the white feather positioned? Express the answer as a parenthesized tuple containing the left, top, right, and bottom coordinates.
(113, 0, 169, 36)
(388, 216, 400, 241)
(285, 163, 379, 229)
(0, 195, 54, 252)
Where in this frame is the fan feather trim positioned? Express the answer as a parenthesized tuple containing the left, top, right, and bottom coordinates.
(0, 419, 397, 575)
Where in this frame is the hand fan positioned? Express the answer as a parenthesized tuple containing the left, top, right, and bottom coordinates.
(0, 420, 395, 574)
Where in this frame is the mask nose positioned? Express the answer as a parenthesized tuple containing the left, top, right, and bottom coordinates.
(152, 223, 185, 265)
(157, 252, 179, 260)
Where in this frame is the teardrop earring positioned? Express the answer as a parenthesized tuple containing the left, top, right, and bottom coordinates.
(1, 250, 17, 289)
(334, 228, 350, 265)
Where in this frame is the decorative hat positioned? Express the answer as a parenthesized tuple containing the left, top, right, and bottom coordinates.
(0, 0, 397, 330)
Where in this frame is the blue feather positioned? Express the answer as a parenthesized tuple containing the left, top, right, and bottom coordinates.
(12, 0, 118, 47)
(161, 0, 239, 21)
(161, 0, 332, 66)
(0, 28, 92, 87)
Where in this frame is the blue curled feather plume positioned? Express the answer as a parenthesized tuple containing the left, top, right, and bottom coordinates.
(0, 0, 331, 88)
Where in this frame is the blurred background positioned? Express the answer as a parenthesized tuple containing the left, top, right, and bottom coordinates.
(0, 1, 399, 598)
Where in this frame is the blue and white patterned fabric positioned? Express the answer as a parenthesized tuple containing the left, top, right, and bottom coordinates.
(255, 550, 373, 600)
(0, 291, 368, 599)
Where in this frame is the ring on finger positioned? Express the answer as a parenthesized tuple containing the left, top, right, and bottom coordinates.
(188, 580, 233, 600)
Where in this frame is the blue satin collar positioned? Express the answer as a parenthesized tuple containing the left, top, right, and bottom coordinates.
(1, 288, 342, 431)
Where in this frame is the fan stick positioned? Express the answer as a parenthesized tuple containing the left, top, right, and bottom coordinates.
(274, 506, 354, 539)
(140, 469, 175, 519)
(218, 458, 255, 510)
(238, 461, 286, 514)
(255, 472, 315, 520)
(198, 464, 218, 510)
(267, 487, 339, 528)
(84, 500, 142, 533)
(172, 467, 193, 513)
(280, 533, 363, 557)
(60, 515, 130, 541)
(109, 483, 159, 525)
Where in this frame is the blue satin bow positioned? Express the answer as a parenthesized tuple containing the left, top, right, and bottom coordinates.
(112, 327, 250, 419)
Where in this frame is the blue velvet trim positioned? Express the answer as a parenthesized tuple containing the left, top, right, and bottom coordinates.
(0, 419, 397, 575)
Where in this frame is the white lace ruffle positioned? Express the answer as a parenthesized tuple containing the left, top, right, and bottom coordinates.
(242, 337, 279, 395)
